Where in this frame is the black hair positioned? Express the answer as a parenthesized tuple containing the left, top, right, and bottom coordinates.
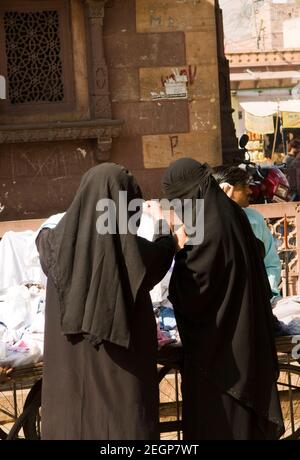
(289, 139, 300, 150)
(212, 165, 250, 186)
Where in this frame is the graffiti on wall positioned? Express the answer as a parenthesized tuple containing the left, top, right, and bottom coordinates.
(150, 66, 197, 100)
(169, 135, 179, 156)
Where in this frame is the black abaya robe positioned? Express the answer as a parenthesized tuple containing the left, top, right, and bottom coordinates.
(36, 163, 176, 440)
(37, 230, 174, 440)
(163, 158, 284, 440)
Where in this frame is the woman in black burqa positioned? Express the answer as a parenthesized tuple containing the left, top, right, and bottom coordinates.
(162, 157, 284, 440)
(36, 162, 176, 440)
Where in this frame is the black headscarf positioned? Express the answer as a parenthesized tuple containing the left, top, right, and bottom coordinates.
(46, 163, 146, 349)
(162, 158, 284, 438)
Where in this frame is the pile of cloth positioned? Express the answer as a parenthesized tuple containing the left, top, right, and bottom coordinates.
(0, 230, 46, 367)
(273, 295, 300, 336)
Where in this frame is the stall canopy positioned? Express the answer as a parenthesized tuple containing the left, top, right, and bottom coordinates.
(240, 100, 300, 130)
(244, 111, 275, 134)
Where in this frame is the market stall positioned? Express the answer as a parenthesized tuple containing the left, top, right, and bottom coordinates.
(240, 100, 300, 163)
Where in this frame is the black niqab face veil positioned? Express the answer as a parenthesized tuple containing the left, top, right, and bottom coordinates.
(163, 157, 212, 201)
(162, 158, 212, 242)
(45, 163, 146, 349)
(162, 157, 284, 439)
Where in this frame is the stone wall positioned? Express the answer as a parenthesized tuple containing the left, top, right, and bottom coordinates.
(105, 0, 222, 198)
(0, 0, 224, 219)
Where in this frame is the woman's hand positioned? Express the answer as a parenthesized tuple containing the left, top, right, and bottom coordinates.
(144, 200, 165, 222)
(174, 224, 188, 250)
(144, 202, 187, 247)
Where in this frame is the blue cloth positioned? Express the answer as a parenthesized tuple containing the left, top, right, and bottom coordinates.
(158, 306, 177, 331)
(244, 207, 281, 296)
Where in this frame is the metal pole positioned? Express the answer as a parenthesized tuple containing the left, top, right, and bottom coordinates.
(279, 113, 286, 156)
(272, 110, 280, 160)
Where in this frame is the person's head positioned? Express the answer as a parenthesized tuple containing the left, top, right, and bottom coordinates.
(212, 165, 252, 207)
(162, 157, 212, 201)
(57, 162, 144, 242)
(288, 139, 300, 157)
(162, 158, 212, 245)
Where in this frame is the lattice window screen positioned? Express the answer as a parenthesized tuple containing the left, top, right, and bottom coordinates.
(4, 10, 64, 104)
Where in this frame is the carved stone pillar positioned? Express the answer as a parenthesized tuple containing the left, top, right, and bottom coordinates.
(84, 0, 112, 119)
(215, 0, 240, 164)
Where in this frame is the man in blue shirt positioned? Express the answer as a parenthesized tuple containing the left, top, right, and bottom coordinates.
(212, 166, 281, 298)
